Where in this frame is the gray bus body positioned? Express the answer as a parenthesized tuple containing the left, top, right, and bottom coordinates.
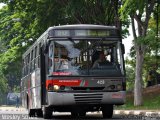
(21, 24, 126, 119)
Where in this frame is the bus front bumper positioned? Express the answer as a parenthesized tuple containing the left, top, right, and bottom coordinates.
(47, 91, 126, 106)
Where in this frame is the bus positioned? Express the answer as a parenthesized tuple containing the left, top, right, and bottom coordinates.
(21, 24, 126, 119)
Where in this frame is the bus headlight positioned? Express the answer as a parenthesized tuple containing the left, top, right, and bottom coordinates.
(53, 85, 60, 91)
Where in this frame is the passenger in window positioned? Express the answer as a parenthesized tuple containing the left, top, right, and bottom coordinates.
(92, 51, 110, 68)
(60, 59, 69, 69)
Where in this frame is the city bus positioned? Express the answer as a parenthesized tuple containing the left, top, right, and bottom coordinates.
(21, 24, 126, 119)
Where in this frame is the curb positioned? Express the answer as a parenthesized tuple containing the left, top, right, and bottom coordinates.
(0, 107, 26, 112)
(114, 110, 160, 117)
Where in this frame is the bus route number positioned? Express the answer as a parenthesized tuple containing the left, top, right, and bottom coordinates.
(97, 80, 105, 85)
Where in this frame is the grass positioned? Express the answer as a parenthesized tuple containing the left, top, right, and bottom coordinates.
(116, 94, 160, 110)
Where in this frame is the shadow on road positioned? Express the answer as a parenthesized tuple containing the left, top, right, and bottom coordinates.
(37, 114, 122, 120)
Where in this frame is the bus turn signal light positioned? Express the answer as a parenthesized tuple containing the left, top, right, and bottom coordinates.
(48, 84, 53, 91)
(117, 84, 122, 90)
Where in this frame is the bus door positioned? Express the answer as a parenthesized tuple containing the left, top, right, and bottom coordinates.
(40, 46, 47, 105)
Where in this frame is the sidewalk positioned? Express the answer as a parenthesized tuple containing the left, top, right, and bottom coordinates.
(0, 105, 26, 111)
(114, 110, 160, 117)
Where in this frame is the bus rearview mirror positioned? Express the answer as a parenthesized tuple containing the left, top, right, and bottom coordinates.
(44, 44, 49, 54)
(121, 44, 125, 54)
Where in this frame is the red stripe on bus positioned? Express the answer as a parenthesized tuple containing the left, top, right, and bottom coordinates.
(84, 81, 89, 86)
(46, 79, 82, 87)
(52, 72, 72, 75)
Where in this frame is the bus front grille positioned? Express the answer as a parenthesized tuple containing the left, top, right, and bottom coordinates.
(71, 87, 105, 90)
(74, 93, 103, 104)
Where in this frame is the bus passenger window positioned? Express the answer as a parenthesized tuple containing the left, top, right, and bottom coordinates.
(38, 43, 41, 68)
(22, 59, 24, 77)
(24, 57, 27, 75)
(31, 50, 34, 71)
(34, 46, 37, 69)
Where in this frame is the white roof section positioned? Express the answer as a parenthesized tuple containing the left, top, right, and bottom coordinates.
(48, 24, 117, 30)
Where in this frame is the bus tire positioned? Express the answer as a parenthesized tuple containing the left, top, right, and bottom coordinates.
(71, 111, 86, 117)
(36, 109, 43, 117)
(79, 111, 86, 117)
(28, 109, 36, 117)
(43, 107, 52, 119)
(102, 104, 113, 118)
(71, 111, 78, 117)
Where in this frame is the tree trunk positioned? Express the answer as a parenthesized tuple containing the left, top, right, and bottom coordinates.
(134, 44, 145, 106)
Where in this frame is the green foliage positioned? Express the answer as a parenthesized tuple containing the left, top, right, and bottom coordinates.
(65, 0, 116, 25)
(0, 71, 7, 94)
(118, 94, 160, 110)
(0, 6, 26, 91)
(125, 66, 135, 91)
(13, 86, 20, 93)
(134, 30, 156, 45)
(0, 46, 22, 91)
(0, 69, 8, 104)
(120, 0, 146, 20)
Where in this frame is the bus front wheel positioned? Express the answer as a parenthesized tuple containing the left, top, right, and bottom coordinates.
(28, 109, 36, 117)
(79, 111, 86, 117)
(36, 109, 43, 117)
(71, 111, 78, 117)
(43, 107, 52, 119)
(102, 104, 113, 118)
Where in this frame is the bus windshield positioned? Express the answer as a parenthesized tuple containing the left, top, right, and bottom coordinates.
(48, 39, 124, 77)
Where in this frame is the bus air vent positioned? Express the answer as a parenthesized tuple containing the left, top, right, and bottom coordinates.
(74, 93, 103, 104)
(71, 87, 105, 90)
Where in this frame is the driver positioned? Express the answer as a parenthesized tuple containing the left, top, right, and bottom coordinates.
(92, 51, 109, 68)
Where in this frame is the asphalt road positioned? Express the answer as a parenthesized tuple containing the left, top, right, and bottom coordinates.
(0, 110, 155, 120)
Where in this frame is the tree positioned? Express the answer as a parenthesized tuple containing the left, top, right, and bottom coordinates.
(0, 70, 7, 95)
(125, 14, 160, 91)
(120, 0, 156, 106)
(0, 6, 26, 91)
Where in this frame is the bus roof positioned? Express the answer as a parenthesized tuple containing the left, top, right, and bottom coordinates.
(48, 24, 117, 30)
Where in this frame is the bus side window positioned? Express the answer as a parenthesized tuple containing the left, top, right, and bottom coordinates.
(35, 46, 37, 69)
(26, 55, 28, 75)
(31, 50, 34, 72)
(24, 56, 27, 76)
(22, 59, 24, 77)
(23, 59, 26, 77)
(38, 43, 41, 68)
(48, 43, 54, 74)
(28, 53, 31, 74)
(33, 49, 35, 70)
